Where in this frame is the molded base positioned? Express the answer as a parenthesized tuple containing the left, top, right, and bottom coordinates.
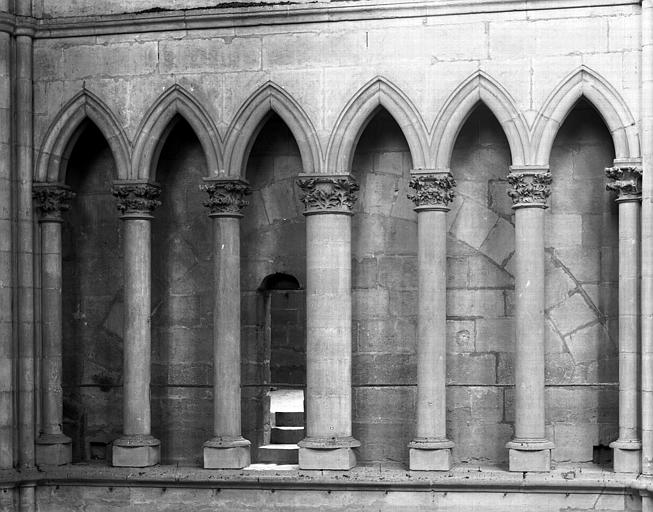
(409, 448, 452, 471)
(508, 448, 551, 472)
(203, 445, 251, 469)
(112, 441, 160, 467)
(612, 446, 641, 473)
(298, 447, 356, 470)
(36, 435, 72, 466)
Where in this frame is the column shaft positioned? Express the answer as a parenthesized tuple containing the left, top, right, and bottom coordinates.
(111, 182, 161, 468)
(513, 207, 546, 439)
(201, 178, 250, 469)
(506, 170, 553, 472)
(305, 213, 352, 438)
(122, 218, 152, 437)
(296, 174, 360, 470)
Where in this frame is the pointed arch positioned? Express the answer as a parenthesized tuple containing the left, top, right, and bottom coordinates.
(532, 66, 640, 165)
(431, 71, 530, 171)
(131, 84, 223, 180)
(35, 90, 130, 183)
(325, 77, 428, 173)
(223, 82, 322, 178)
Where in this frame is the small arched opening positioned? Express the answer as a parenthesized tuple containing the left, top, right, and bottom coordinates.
(256, 273, 306, 465)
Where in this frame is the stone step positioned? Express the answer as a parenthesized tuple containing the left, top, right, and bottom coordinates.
(270, 426, 304, 445)
(274, 412, 304, 427)
(258, 444, 299, 464)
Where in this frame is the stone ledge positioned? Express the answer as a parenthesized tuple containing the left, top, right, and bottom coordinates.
(25, 0, 639, 39)
(0, 463, 643, 494)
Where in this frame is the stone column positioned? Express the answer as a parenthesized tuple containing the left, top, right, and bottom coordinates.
(33, 183, 75, 466)
(296, 174, 360, 470)
(407, 170, 456, 471)
(606, 164, 642, 473)
(505, 167, 554, 472)
(200, 179, 251, 469)
(111, 181, 161, 467)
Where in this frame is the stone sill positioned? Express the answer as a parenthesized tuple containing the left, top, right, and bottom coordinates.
(0, 0, 640, 39)
(0, 463, 645, 495)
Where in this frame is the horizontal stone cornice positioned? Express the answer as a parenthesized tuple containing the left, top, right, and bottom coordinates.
(7, 0, 636, 39)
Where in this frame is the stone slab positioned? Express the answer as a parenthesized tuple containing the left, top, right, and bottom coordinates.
(112, 444, 160, 468)
(409, 448, 452, 471)
(298, 447, 356, 470)
(508, 448, 551, 472)
(203, 446, 251, 469)
(36, 441, 72, 466)
(612, 447, 640, 474)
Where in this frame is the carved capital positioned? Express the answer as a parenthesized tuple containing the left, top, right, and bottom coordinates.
(199, 179, 251, 217)
(507, 172, 552, 208)
(112, 181, 161, 216)
(605, 166, 642, 201)
(33, 183, 75, 222)
(408, 171, 456, 210)
(296, 174, 359, 214)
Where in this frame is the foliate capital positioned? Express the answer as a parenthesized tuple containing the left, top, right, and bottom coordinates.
(296, 174, 359, 214)
(199, 178, 251, 217)
(605, 166, 642, 201)
(408, 171, 456, 210)
(507, 171, 552, 208)
(112, 181, 161, 216)
(33, 183, 75, 222)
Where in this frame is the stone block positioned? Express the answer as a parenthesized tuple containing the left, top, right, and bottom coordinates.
(446, 257, 468, 288)
(446, 353, 496, 385)
(298, 447, 356, 470)
(160, 37, 261, 73)
(352, 257, 378, 289)
(446, 289, 505, 318)
(567, 323, 612, 365)
(475, 318, 513, 352)
(353, 422, 412, 463)
(353, 353, 416, 386)
(112, 443, 160, 468)
(612, 446, 641, 474)
(409, 448, 452, 471)
(446, 320, 475, 353)
(508, 448, 550, 472)
(553, 423, 596, 463)
(466, 255, 513, 288)
(545, 213, 582, 248)
(203, 446, 251, 469)
(263, 31, 364, 68)
(261, 180, 301, 222)
(479, 217, 514, 267)
(534, 17, 607, 56)
(63, 42, 158, 79)
(449, 200, 499, 250)
(359, 173, 399, 217)
(547, 293, 597, 336)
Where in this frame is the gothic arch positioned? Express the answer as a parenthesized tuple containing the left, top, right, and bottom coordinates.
(325, 77, 429, 172)
(431, 71, 530, 171)
(131, 84, 223, 180)
(35, 90, 130, 183)
(223, 82, 322, 177)
(532, 66, 640, 165)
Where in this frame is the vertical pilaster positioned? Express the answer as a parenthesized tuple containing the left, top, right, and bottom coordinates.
(606, 164, 642, 473)
(0, 4, 12, 470)
(407, 170, 456, 471)
(640, 0, 653, 477)
(200, 179, 251, 469)
(33, 184, 74, 466)
(111, 181, 161, 468)
(15, 13, 35, 471)
(296, 174, 360, 470)
(505, 167, 554, 472)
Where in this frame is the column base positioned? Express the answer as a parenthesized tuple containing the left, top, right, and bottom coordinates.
(408, 438, 455, 471)
(203, 437, 251, 469)
(506, 439, 553, 472)
(298, 437, 360, 470)
(610, 439, 641, 473)
(36, 433, 72, 466)
(112, 435, 160, 467)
